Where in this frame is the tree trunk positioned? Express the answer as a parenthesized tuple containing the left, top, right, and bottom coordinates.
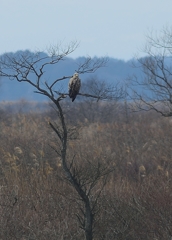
(85, 200, 93, 240)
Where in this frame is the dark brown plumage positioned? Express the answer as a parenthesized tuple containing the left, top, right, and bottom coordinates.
(68, 73, 81, 102)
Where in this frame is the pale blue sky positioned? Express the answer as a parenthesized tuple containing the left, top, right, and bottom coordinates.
(0, 0, 171, 60)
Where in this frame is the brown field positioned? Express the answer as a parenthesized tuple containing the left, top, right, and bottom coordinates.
(0, 100, 172, 240)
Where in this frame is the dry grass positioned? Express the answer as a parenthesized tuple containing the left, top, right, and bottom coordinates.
(0, 101, 172, 239)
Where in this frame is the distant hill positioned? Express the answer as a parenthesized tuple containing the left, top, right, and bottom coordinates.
(0, 50, 141, 101)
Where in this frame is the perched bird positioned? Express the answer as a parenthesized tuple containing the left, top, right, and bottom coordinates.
(68, 73, 81, 102)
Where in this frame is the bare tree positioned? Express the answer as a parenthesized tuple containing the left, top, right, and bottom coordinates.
(0, 43, 119, 240)
(128, 26, 172, 117)
(80, 77, 124, 101)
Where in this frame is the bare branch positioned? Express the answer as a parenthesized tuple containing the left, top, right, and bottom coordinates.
(76, 56, 108, 74)
(129, 26, 172, 117)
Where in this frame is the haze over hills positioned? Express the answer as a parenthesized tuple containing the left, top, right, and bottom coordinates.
(0, 50, 142, 102)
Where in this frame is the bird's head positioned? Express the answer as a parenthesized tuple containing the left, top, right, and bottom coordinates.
(74, 72, 79, 77)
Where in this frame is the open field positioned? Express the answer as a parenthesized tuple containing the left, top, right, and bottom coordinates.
(0, 100, 172, 239)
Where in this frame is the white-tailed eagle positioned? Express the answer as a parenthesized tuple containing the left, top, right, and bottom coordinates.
(68, 73, 81, 102)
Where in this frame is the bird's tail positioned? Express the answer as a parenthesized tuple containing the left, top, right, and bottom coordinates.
(72, 96, 76, 102)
